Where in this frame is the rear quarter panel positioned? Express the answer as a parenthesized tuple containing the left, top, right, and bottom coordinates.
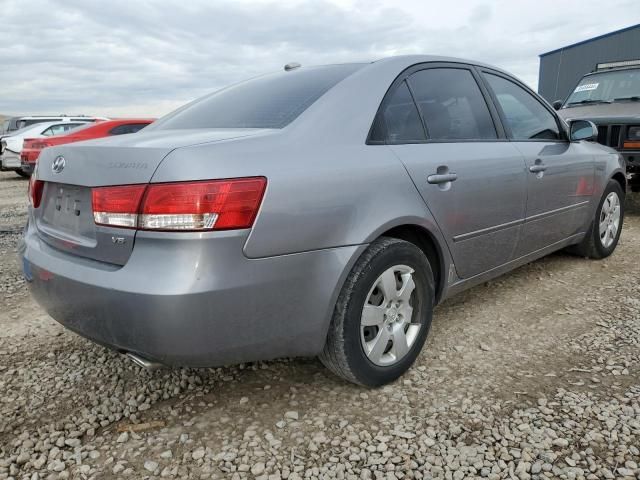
(152, 136, 447, 260)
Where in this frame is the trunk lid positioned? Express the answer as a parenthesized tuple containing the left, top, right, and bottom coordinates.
(33, 128, 268, 265)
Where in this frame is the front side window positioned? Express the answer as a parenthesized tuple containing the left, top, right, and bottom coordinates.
(407, 68, 497, 140)
(484, 74, 560, 141)
(152, 64, 363, 130)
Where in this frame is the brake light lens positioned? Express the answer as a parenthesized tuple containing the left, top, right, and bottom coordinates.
(91, 177, 266, 231)
(92, 185, 147, 228)
(28, 177, 44, 208)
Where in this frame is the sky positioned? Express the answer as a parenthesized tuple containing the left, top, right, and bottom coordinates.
(0, 0, 637, 118)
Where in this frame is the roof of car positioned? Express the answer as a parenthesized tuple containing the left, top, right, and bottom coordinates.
(373, 54, 510, 72)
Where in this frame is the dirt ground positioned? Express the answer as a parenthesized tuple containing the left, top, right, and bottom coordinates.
(0, 170, 639, 480)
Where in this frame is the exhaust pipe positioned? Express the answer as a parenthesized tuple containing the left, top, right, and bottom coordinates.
(125, 352, 164, 371)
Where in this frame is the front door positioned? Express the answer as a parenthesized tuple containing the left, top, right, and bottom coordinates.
(377, 65, 528, 279)
(481, 72, 595, 256)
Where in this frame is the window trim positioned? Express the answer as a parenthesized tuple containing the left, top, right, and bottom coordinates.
(477, 67, 569, 143)
(367, 61, 507, 145)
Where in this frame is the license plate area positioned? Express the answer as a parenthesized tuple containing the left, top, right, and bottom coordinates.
(45, 183, 93, 232)
(41, 183, 95, 239)
(35, 182, 137, 266)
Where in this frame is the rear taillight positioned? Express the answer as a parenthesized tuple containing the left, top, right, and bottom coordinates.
(92, 177, 266, 231)
(28, 177, 44, 208)
(92, 185, 147, 228)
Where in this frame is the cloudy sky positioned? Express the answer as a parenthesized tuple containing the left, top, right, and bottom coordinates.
(0, 0, 637, 117)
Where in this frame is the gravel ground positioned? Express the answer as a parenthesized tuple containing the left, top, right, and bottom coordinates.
(0, 170, 639, 480)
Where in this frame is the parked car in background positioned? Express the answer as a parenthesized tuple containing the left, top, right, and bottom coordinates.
(1, 116, 22, 135)
(14, 115, 108, 130)
(2, 115, 107, 135)
(20, 118, 154, 176)
(554, 59, 640, 191)
(1, 121, 91, 177)
(22, 56, 626, 386)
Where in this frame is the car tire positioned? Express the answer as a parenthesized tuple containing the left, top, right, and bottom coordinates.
(569, 179, 624, 259)
(319, 237, 434, 387)
(15, 170, 30, 178)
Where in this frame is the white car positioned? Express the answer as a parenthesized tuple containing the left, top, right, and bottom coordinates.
(0, 121, 91, 177)
(13, 115, 108, 131)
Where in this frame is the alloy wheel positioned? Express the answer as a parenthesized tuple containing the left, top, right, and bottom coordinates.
(599, 191, 621, 248)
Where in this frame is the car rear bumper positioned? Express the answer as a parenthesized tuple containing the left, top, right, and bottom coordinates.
(1, 151, 21, 171)
(21, 219, 363, 367)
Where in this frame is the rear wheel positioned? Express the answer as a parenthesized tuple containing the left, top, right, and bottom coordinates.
(15, 170, 29, 178)
(320, 237, 434, 387)
(570, 180, 624, 259)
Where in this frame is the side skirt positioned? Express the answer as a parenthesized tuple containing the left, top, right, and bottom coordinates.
(441, 232, 586, 301)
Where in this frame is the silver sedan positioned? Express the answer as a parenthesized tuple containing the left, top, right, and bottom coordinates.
(22, 56, 626, 386)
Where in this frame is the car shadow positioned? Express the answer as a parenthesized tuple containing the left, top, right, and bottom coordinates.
(626, 192, 640, 217)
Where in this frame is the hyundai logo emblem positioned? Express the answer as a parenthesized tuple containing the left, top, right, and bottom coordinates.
(52, 156, 66, 173)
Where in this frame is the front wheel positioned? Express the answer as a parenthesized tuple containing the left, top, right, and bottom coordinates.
(570, 179, 624, 259)
(319, 237, 434, 387)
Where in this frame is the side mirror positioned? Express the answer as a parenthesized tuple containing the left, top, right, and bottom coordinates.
(552, 100, 563, 110)
(569, 119, 598, 142)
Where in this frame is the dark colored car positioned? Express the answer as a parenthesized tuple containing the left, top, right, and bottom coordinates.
(554, 60, 640, 191)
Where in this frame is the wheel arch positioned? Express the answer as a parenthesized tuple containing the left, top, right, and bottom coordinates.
(378, 224, 447, 304)
(611, 171, 627, 194)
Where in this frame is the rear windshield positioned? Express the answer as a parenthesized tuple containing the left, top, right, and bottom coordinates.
(153, 64, 363, 130)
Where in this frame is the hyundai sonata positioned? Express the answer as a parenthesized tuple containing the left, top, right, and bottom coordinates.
(21, 56, 626, 386)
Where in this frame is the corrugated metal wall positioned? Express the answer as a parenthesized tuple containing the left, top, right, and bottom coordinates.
(538, 25, 640, 102)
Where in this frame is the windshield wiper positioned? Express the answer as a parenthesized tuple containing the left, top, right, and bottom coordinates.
(566, 99, 612, 106)
(613, 96, 640, 102)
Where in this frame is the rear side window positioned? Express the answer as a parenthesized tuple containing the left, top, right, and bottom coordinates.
(153, 64, 363, 130)
(63, 123, 85, 131)
(408, 68, 497, 140)
(484, 74, 560, 140)
(109, 123, 149, 135)
(371, 81, 426, 143)
(42, 125, 66, 136)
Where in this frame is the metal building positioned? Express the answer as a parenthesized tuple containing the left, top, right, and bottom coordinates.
(538, 24, 640, 102)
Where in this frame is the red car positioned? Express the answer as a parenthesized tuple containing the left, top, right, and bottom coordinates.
(21, 118, 154, 175)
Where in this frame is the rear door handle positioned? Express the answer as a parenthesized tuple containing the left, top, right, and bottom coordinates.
(529, 159, 547, 173)
(427, 173, 458, 184)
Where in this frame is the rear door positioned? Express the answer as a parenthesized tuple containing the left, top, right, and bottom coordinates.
(480, 70, 595, 256)
(375, 63, 528, 279)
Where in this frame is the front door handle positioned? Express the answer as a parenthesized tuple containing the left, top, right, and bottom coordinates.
(427, 173, 458, 184)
